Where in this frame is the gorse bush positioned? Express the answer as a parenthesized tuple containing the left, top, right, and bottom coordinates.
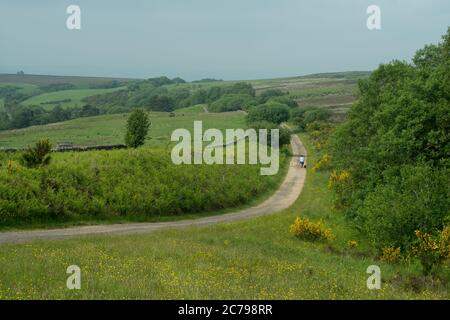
(328, 170, 352, 210)
(21, 138, 52, 168)
(290, 217, 335, 242)
(313, 153, 331, 172)
(380, 246, 401, 263)
(0, 148, 286, 227)
(412, 227, 450, 275)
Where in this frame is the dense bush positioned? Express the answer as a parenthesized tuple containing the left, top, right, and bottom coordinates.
(209, 94, 255, 112)
(268, 95, 298, 108)
(0, 148, 285, 226)
(256, 89, 286, 104)
(292, 107, 331, 131)
(358, 165, 450, 250)
(330, 28, 450, 251)
(247, 102, 290, 125)
(248, 121, 291, 147)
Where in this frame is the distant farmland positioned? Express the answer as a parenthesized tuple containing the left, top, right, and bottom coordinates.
(0, 73, 136, 88)
(22, 87, 126, 110)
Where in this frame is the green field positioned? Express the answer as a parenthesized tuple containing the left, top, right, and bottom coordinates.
(0, 74, 135, 88)
(0, 111, 246, 147)
(22, 87, 126, 110)
(0, 134, 446, 299)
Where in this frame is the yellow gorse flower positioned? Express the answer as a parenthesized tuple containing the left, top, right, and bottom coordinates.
(328, 169, 351, 189)
(313, 153, 331, 172)
(290, 217, 335, 242)
(6, 160, 21, 173)
(347, 240, 358, 249)
(380, 246, 401, 263)
(438, 226, 450, 259)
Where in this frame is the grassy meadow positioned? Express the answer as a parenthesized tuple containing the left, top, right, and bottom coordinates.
(0, 134, 447, 299)
(0, 82, 40, 95)
(22, 87, 126, 110)
(0, 111, 246, 147)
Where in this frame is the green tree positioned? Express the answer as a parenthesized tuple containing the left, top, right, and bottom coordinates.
(125, 109, 150, 148)
(248, 121, 291, 147)
(209, 94, 255, 112)
(246, 102, 290, 124)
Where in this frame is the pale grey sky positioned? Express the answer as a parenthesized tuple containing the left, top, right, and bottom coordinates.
(0, 0, 449, 80)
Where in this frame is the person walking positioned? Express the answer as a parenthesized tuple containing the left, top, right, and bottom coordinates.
(299, 155, 305, 168)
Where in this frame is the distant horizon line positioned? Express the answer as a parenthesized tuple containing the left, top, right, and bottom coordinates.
(0, 70, 372, 83)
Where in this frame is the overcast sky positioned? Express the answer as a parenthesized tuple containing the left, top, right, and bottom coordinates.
(0, 0, 449, 80)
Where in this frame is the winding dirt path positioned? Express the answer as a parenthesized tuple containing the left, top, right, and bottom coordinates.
(0, 135, 307, 245)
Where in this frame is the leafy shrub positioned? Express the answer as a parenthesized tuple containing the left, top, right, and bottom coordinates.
(208, 94, 255, 112)
(125, 109, 150, 148)
(256, 89, 286, 104)
(247, 121, 291, 147)
(224, 82, 255, 97)
(246, 102, 290, 125)
(290, 217, 335, 242)
(268, 96, 298, 108)
(357, 165, 450, 250)
(292, 107, 331, 131)
(21, 138, 52, 168)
